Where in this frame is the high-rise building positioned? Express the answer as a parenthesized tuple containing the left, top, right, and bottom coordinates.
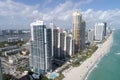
(58, 30, 75, 60)
(103, 22, 107, 36)
(29, 20, 52, 75)
(72, 10, 86, 52)
(59, 30, 66, 59)
(87, 29, 94, 43)
(66, 34, 74, 58)
(50, 23, 60, 59)
(106, 27, 111, 35)
(94, 22, 107, 41)
(80, 20, 86, 50)
(50, 22, 74, 60)
(50, 22, 75, 60)
(0, 60, 3, 80)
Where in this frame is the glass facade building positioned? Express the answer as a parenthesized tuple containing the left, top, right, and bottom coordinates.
(59, 31, 66, 59)
(50, 23, 60, 59)
(72, 10, 86, 52)
(29, 20, 52, 75)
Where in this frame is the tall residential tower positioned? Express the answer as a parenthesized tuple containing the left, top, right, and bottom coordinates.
(50, 22, 74, 60)
(94, 22, 107, 41)
(50, 23, 60, 59)
(87, 29, 94, 43)
(29, 20, 52, 75)
(72, 10, 86, 52)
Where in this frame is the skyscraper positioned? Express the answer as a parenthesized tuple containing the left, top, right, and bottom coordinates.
(94, 22, 107, 41)
(80, 20, 86, 50)
(50, 23, 60, 59)
(72, 10, 86, 52)
(29, 20, 52, 75)
(59, 30, 66, 59)
(87, 29, 94, 43)
(0, 60, 3, 80)
(103, 22, 107, 36)
(66, 34, 74, 57)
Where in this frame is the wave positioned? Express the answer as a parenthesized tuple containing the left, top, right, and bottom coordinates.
(85, 53, 106, 80)
(85, 33, 113, 80)
(85, 64, 98, 80)
(115, 52, 120, 55)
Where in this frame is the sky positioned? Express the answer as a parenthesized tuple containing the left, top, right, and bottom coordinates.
(0, 0, 120, 29)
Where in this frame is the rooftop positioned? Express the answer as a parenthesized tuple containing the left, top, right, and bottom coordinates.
(30, 20, 45, 26)
(73, 10, 82, 16)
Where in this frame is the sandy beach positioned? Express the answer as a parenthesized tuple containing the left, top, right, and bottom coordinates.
(62, 33, 113, 80)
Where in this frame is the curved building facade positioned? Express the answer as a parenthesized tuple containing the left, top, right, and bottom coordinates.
(72, 10, 86, 52)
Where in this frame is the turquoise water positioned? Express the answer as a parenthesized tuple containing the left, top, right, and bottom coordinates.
(49, 72, 58, 79)
(87, 30, 120, 80)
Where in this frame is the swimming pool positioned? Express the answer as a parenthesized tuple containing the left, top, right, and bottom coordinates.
(49, 72, 59, 79)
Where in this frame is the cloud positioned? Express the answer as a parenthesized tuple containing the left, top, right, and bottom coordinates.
(74, 0, 93, 8)
(42, 1, 73, 21)
(82, 9, 120, 29)
(0, 0, 42, 29)
(0, 0, 120, 29)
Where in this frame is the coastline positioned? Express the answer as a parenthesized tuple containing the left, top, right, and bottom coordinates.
(62, 33, 113, 80)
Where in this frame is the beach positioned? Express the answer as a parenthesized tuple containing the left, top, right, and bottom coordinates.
(62, 33, 113, 80)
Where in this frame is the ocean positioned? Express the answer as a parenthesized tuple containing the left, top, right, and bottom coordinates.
(87, 29, 120, 80)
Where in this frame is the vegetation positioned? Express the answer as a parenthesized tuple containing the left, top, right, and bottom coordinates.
(82, 46, 98, 58)
(71, 45, 98, 67)
(0, 41, 25, 48)
(16, 65, 29, 72)
(3, 74, 16, 80)
(27, 70, 50, 80)
(16, 67, 25, 72)
(40, 76, 50, 80)
(71, 60, 80, 67)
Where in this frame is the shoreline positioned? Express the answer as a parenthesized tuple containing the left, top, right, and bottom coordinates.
(62, 33, 113, 80)
(85, 52, 104, 80)
(85, 36, 113, 80)
(85, 33, 113, 80)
